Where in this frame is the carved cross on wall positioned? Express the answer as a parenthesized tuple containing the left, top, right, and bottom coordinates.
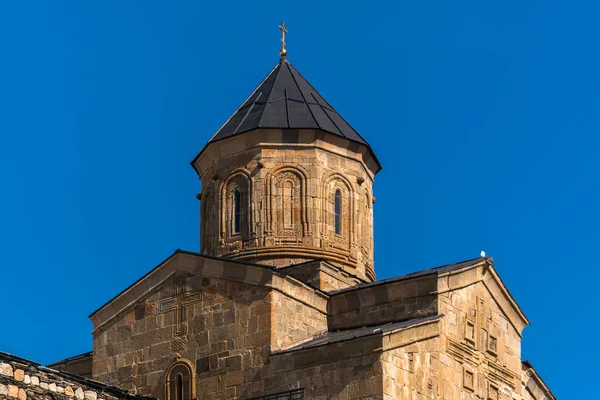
(159, 276, 203, 336)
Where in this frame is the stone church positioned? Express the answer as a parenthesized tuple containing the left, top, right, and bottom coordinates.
(0, 33, 555, 400)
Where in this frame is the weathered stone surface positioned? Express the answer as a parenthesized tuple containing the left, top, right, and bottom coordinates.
(7, 384, 18, 398)
(74, 388, 84, 400)
(196, 129, 377, 283)
(0, 352, 145, 400)
(0, 362, 13, 377)
(13, 369, 24, 381)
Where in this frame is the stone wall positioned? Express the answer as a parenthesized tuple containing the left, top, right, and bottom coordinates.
(86, 252, 553, 400)
(279, 260, 365, 292)
(92, 265, 328, 400)
(438, 280, 524, 399)
(270, 290, 327, 351)
(195, 129, 377, 282)
(328, 273, 438, 331)
(265, 335, 383, 399)
(381, 336, 440, 400)
(0, 352, 148, 400)
(92, 275, 273, 398)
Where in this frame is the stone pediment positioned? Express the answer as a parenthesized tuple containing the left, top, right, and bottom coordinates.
(89, 250, 328, 333)
(436, 258, 530, 336)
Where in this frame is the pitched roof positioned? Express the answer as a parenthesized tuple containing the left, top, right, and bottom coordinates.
(192, 56, 380, 170)
(88, 250, 329, 333)
(210, 56, 368, 144)
(272, 315, 442, 354)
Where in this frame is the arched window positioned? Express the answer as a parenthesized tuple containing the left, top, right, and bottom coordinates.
(334, 189, 342, 235)
(223, 172, 251, 239)
(166, 361, 195, 400)
(234, 187, 241, 234)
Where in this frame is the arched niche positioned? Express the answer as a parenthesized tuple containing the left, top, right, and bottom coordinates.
(266, 165, 309, 241)
(220, 169, 253, 241)
(165, 359, 196, 400)
(322, 172, 355, 250)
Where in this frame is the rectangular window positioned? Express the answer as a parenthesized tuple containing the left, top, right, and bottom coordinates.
(334, 190, 342, 235)
(248, 389, 304, 400)
(234, 189, 241, 234)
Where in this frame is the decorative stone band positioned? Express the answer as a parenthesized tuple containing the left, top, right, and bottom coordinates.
(219, 245, 374, 281)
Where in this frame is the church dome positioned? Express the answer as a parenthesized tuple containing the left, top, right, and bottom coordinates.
(191, 57, 381, 282)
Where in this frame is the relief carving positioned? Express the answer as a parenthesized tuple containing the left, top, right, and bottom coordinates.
(274, 171, 303, 238)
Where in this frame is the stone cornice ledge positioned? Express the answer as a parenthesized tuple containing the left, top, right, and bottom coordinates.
(522, 362, 556, 400)
(381, 317, 441, 352)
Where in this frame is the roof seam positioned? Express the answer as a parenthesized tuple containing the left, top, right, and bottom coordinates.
(257, 60, 284, 128)
(287, 62, 369, 145)
(210, 62, 280, 142)
(310, 92, 344, 136)
(233, 91, 262, 135)
(284, 60, 320, 129)
(284, 88, 290, 128)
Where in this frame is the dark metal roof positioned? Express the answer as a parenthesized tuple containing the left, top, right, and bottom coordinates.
(272, 315, 442, 354)
(47, 351, 93, 368)
(191, 57, 380, 171)
(210, 56, 368, 144)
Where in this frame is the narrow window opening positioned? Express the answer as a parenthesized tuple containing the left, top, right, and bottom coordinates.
(175, 373, 183, 400)
(166, 362, 194, 400)
(283, 180, 294, 228)
(234, 188, 241, 234)
(334, 189, 342, 235)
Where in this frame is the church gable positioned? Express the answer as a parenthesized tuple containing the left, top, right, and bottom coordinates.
(90, 251, 330, 398)
(89, 250, 328, 334)
(92, 272, 272, 397)
(437, 260, 529, 400)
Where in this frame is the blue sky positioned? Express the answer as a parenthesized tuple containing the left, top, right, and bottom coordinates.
(1, 1, 597, 397)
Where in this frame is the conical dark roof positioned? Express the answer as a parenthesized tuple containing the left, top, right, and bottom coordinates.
(208, 57, 369, 146)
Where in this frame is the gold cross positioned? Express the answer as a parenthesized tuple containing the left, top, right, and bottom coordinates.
(278, 21, 288, 57)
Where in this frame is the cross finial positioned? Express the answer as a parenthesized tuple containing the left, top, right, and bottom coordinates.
(278, 21, 288, 57)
